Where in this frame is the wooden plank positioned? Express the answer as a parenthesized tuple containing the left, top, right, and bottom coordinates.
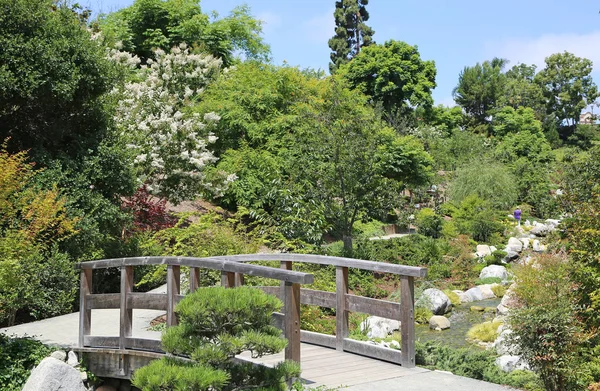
(221, 254, 428, 277)
(300, 331, 336, 348)
(258, 286, 281, 299)
(346, 295, 401, 319)
(128, 293, 167, 311)
(222, 271, 235, 288)
(301, 289, 336, 308)
(400, 275, 415, 367)
(336, 266, 348, 351)
(78, 257, 315, 284)
(79, 269, 92, 347)
(84, 335, 120, 348)
(189, 267, 200, 293)
(234, 273, 245, 287)
(124, 337, 163, 352)
(283, 282, 301, 363)
(343, 338, 402, 363)
(167, 265, 180, 327)
(86, 293, 120, 309)
(120, 266, 133, 350)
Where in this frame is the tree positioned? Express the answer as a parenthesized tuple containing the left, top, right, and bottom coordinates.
(453, 58, 507, 127)
(339, 40, 437, 117)
(535, 52, 598, 127)
(500, 64, 545, 115)
(0, 0, 115, 160)
(328, 0, 374, 73)
(132, 287, 299, 390)
(96, 0, 270, 66)
(491, 106, 543, 138)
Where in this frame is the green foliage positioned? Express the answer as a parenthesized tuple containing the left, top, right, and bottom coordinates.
(339, 40, 437, 116)
(448, 196, 506, 243)
(0, 335, 52, 390)
(491, 284, 506, 298)
(414, 307, 433, 324)
(492, 106, 542, 138)
(449, 162, 517, 210)
(443, 290, 461, 306)
(0, 0, 116, 160)
(509, 253, 592, 391)
(475, 277, 502, 285)
(535, 52, 598, 127)
(467, 320, 503, 343)
(416, 342, 541, 389)
(415, 208, 443, 238)
(484, 250, 507, 266)
(134, 287, 298, 391)
(96, 0, 270, 66)
(500, 64, 545, 114)
(328, 0, 374, 73)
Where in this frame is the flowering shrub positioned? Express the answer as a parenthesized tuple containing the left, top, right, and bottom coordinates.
(111, 44, 235, 203)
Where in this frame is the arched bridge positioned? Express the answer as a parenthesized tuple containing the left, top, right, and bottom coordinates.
(74, 254, 427, 386)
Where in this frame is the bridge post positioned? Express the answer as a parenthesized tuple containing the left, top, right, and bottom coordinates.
(283, 281, 301, 363)
(120, 266, 134, 350)
(189, 267, 200, 293)
(336, 266, 349, 351)
(400, 275, 416, 367)
(167, 265, 180, 327)
(221, 271, 235, 288)
(78, 269, 92, 347)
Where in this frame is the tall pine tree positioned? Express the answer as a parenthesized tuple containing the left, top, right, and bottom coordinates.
(328, 0, 374, 73)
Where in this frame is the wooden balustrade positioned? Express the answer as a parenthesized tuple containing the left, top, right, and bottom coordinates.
(77, 254, 426, 370)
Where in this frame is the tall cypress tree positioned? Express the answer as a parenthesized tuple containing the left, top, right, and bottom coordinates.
(328, 0, 374, 73)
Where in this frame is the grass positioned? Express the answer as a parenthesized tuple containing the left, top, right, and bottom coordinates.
(467, 320, 503, 343)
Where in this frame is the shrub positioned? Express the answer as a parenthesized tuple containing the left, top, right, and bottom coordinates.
(491, 284, 506, 298)
(443, 290, 461, 306)
(484, 250, 507, 266)
(467, 320, 503, 343)
(132, 287, 299, 391)
(0, 335, 52, 390)
(415, 208, 443, 238)
(475, 277, 502, 285)
(414, 307, 434, 324)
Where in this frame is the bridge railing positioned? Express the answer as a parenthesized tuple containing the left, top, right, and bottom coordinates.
(78, 254, 426, 369)
(77, 256, 314, 364)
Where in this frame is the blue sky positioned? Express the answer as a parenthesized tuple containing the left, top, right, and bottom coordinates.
(83, 0, 600, 106)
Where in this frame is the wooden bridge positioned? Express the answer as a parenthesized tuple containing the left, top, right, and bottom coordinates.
(75, 254, 427, 386)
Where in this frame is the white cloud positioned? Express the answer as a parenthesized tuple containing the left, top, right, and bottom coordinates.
(257, 11, 282, 35)
(304, 9, 335, 44)
(485, 31, 600, 70)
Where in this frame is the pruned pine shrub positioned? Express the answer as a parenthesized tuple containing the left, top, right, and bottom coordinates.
(132, 287, 299, 391)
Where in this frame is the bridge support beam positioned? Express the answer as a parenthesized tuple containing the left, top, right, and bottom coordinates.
(400, 275, 416, 367)
(79, 269, 92, 347)
(335, 266, 349, 351)
(283, 281, 301, 363)
(167, 265, 180, 327)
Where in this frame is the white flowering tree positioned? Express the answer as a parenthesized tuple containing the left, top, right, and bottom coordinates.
(111, 44, 234, 203)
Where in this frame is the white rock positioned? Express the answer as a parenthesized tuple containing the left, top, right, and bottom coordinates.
(494, 328, 515, 355)
(429, 315, 451, 330)
(502, 250, 519, 263)
(545, 219, 560, 229)
(489, 246, 497, 253)
(50, 350, 67, 361)
(479, 265, 508, 281)
(417, 288, 452, 315)
(478, 284, 497, 299)
(22, 357, 87, 391)
(476, 244, 492, 258)
(532, 240, 546, 252)
(506, 237, 523, 253)
(464, 287, 483, 302)
(361, 316, 401, 339)
(67, 351, 79, 367)
(496, 355, 529, 372)
(531, 224, 550, 237)
(524, 220, 531, 227)
(520, 238, 530, 249)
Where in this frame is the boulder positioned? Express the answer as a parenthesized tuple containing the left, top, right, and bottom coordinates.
(506, 237, 523, 253)
(478, 284, 497, 299)
(470, 306, 485, 312)
(496, 355, 528, 373)
(489, 245, 497, 253)
(22, 357, 87, 391)
(476, 244, 492, 258)
(502, 250, 519, 263)
(429, 315, 451, 330)
(520, 238, 530, 249)
(417, 288, 452, 315)
(361, 316, 401, 339)
(479, 265, 508, 281)
(531, 223, 550, 237)
(494, 327, 514, 355)
(453, 290, 473, 303)
(496, 288, 518, 316)
(67, 351, 78, 367)
(50, 350, 66, 362)
(532, 240, 546, 252)
(97, 386, 118, 391)
(545, 219, 560, 229)
(464, 287, 483, 302)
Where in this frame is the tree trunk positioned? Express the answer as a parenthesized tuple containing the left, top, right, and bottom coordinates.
(342, 234, 353, 255)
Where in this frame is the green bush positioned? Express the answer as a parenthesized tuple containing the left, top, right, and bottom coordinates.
(133, 287, 299, 391)
(0, 335, 52, 390)
(443, 290, 461, 306)
(415, 208, 443, 238)
(475, 277, 502, 285)
(467, 320, 503, 343)
(484, 250, 507, 266)
(414, 307, 433, 324)
(491, 284, 506, 298)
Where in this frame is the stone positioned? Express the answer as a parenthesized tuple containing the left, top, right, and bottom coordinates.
(417, 288, 452, 315)
(97, 386, 118, 391)
(67, 351, 79, 367)
(464, 287, 483, 302)
(80, 371, 88, 382)
(496, 355, 528, 372)
(496, 289, 518, 316)
(479, 265, 508, 281)
(494, 327, 514, 355)
(531, 223, 550, 237)
(470, 306, 485, 312)
(118, 382, 132, 391)
(520, 238, 530, 249)
(361, 316, 401, 339)
(545, 219, 560, 229)
(478, 284, 496, 299)
(456, 291, 472, 303)
(50, 350, 67, 361)
(532, 240, 546, 252)
(22, 357, 87, 391)
(506, 237, 523, 253)
(502, 250, 519, 263)
(476, 244, 492, 258)
(489, 245, 497, 253)
(429, 315, 450, 330)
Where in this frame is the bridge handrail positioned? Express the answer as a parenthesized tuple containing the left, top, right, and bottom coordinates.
(78, 254, 426, 372)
